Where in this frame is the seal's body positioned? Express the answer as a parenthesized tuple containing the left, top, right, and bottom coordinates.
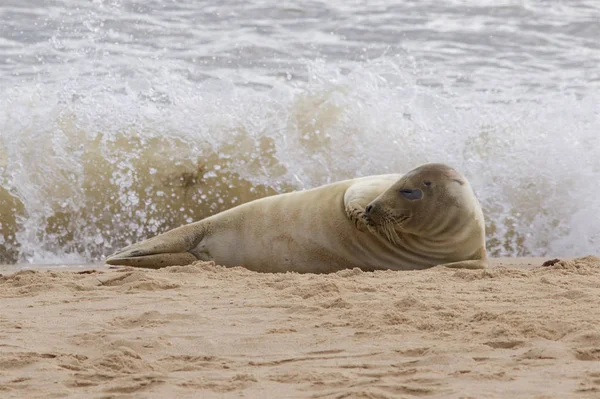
(106, 164, 487, 272)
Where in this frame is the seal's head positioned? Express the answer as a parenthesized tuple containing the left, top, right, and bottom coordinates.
(364, 163, 481, 242)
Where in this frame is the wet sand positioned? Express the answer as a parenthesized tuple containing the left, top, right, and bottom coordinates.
(1, 256, 600, 398)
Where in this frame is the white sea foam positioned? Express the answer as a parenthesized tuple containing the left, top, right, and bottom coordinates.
(1, 0, 599, 263)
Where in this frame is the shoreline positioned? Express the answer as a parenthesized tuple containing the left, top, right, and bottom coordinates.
(0, 257, 565, 273)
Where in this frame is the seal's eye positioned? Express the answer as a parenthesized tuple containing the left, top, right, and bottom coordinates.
(399, 189, 423, 200)
(423, 181, 432, 187)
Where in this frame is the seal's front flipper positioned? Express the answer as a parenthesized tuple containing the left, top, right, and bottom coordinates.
(345, 203, 369, 232)
(344, 174, 402, 232)
(105, 222, 205, 268)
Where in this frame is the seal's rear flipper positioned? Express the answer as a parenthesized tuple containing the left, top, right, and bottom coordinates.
(439, 259, 488, 270)
(105, 222, 204, 268)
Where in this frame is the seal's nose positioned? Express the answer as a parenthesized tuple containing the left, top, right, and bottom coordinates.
(365, 205, 373, 214)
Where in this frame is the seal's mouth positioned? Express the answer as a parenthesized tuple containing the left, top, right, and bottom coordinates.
(364, 212, 411, 245)
(393, 213, 411, 226)
(364, 212, 410, 228)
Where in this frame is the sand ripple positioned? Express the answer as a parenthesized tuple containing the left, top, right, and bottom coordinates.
(1, 257, 600, 397)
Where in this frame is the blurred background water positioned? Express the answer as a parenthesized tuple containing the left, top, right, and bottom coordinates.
(1, 0, 599, 264)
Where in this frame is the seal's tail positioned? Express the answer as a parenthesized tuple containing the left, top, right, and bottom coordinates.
(105, 222, 204, 268)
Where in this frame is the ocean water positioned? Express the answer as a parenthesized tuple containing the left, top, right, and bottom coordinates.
(1, 0, 599, 264)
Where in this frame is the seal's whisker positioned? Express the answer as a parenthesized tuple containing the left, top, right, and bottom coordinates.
(389, 223, 402, 246)
(379, 218, 400, 246)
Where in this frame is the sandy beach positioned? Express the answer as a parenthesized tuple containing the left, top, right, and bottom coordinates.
(0, 257, 599, 398)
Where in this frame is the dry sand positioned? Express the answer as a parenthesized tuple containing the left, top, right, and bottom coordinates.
(1, 256, 600, 398)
